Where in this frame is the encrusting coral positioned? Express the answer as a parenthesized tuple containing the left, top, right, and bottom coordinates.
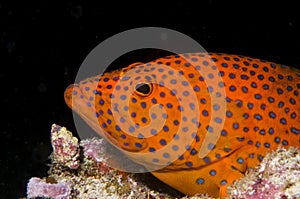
(26, 124, 300, 199)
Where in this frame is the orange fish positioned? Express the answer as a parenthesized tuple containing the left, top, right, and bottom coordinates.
(64, 53, 300, 198)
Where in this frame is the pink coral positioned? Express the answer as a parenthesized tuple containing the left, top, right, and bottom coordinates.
(27, 177, 71, 199)
(51, 124, 80, 169)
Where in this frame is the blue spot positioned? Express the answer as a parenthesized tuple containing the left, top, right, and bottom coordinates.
(220, 180, 227, 186)
(268, 97, 274, 103)
(200, 98, 206, 104)
(141, 102, 147, 109)
(170, 79, 177, 84)
(122, 76, 130, 81)
(251, 82, 257, 88)
(258, 155, 264, 161)
(288, 75, 293, 81)
(242, 86, 248, 93)
(102, 122, 108, 128)
(163, 126, 169, 132)
(182, 81, 189, 86)
(269, 76, 275, 82)
(258, 74, 264, 80)
(159, 81, 164, 86)
(263, 84, 269, 90)
(123, 142, 129, 146)
(216, 153, 221, 159)
(194, 85, 200, 92)
(151, 129, 157, 135)
(255, 94, 262, 99)
(263, 66, 269, 72)
(287, 86, 293, 91)
(277, 88, 283, 94)
(152, 158, 159, 163)
(205, 144, 214, 152)
(254, 114, 262, 120)
(226, 111, 233, 118)
(221, 129, 227, 136)
(208, 73, 214, 79)
(247, 103, 254, 109)
(163, 153, 170, 158)
(289, 98, 296, 105)
(141, 117, 147, 123)
(243, 113, 249, 119)
(221, 63, 228, 67)
(120, 95, 127, 100)
(129, 126, 135, 133)
(249, 153, 254, 158)
(160, 139, 167, 146)
(247, 140, 253, 145)
(255, 141, 261, 147)
(149, 147, 156, 152)
(172, 145, 179, 151)
(189, 103, 195, 110)
(207, 126, 213, 132)
(183, 127, 189, 132)
(243, 127, 249, 132)
(196, 178, 205, 185)
(259, 129, 266, 135)
(190, 149, 197, 155)
(291, 127, 300, 134)
(260, 103, 266, 110)
(202, 110, 209, 116)
(173, 120, 179, 126)
(99, 99, 105, 105)
(229, 73, 236, 79)
(278, 74, 284, 79)
(123, 106, 129, 111)
(233, 123, 239, 129)
(166, 103, 173, 108)
(203, 157, 210, 163)
(264, 143, 270, 148)
(275, 137, 281, 143)
(174, 134, 180, 140)
(213, 104, 220, 110)
(160, 92, 165, 97)
(282, 140, 288, 146)
(269, 112, 276, 119)
(280, 118, 287, 125)
(214, 117, 222, 123)
(151, 98, 157, 104)
(185, 145, 191, 150)
(237, 158, 244, 164)
(183, 91, 189, 96)
(278, 101, 284, 108)
(135, 143, 142, 148)
(209, 170, 216, 176)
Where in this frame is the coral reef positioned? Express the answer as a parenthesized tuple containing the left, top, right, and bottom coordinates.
(26, 124, 300, 199)
(227, 146, 300, 199)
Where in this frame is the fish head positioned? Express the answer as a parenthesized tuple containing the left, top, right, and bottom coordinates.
(64, 55, 209, 168)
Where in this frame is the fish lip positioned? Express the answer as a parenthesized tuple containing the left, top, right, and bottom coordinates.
(64, 83, 121, 147)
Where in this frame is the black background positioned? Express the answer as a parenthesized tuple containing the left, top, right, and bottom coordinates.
(1, 1, 300, 198)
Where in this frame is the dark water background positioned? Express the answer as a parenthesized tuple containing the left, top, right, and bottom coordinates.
(1, 1, 300, 198)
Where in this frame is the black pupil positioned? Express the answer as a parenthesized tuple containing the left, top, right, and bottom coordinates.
(135, 83, 151, 94)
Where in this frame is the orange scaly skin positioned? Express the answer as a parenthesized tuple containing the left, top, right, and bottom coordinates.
(64, 53, 300, 198)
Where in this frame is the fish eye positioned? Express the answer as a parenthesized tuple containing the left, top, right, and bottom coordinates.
(135, 83, 152, 96)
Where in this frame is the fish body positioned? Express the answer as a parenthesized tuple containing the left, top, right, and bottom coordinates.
(64, 52, 300, 198)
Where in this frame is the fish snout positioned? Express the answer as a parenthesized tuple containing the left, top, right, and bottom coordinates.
(64, 84, 82, 109)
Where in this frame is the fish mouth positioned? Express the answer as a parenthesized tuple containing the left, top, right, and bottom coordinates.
(64, 84, 118, 144)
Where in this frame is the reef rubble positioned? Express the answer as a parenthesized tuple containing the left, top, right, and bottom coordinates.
(26, 124, 300, 199)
